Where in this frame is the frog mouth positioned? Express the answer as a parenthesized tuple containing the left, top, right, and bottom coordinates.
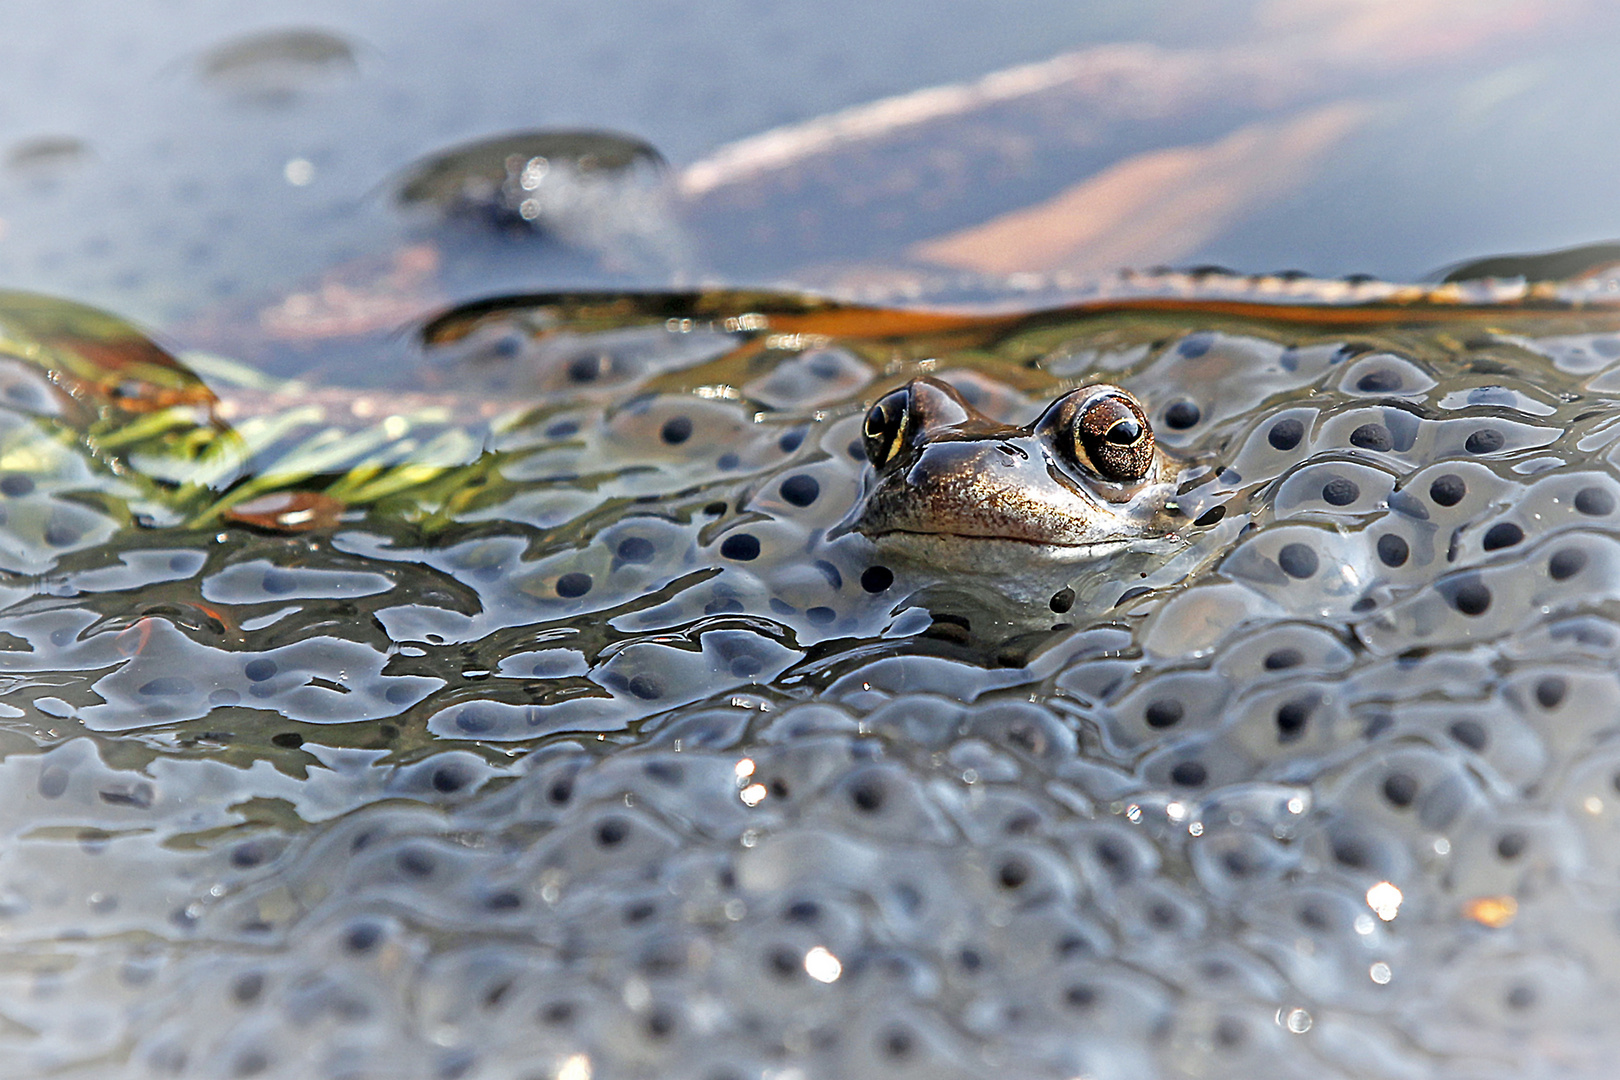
(826, 509, 1121, 549)
(870, 526, 1129, 549)
(827, 483, 1159, 548)
(859, 527, 1153, 567)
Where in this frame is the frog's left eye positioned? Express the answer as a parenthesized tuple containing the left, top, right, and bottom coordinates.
(862, 387, 912, 467)
(1072, 391, 1155, 482)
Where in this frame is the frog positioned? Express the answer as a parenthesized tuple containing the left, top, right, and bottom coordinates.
(845, 375, 1180, 573)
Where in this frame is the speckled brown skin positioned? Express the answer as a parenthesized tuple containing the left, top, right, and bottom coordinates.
(849, 377, 1178, 566)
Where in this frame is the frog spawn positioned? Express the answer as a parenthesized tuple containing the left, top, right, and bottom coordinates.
(10, 313, 1620, 1077)
(21, 646, 1620, 1080)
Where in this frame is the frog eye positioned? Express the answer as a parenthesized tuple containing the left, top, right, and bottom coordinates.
(862, 387, 912, 466)
(1074, 391, 1155, 482)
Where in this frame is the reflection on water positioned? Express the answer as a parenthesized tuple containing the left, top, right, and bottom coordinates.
(2, 0, 1620, 329)
(196, 28, 359, 105)
(395, 130, 684, 290)
(7, 278, 1620, 1075)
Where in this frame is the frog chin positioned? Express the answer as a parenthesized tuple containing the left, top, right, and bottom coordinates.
(859, 529, 1186, 611)
(868, 529, 1139, 573)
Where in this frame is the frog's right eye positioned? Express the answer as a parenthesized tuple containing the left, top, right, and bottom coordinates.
(862, 387, 912, 466)
(1074, 391, 1155, 482)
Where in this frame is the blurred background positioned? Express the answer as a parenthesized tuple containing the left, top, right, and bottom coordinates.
(0, 0, 1618, 342)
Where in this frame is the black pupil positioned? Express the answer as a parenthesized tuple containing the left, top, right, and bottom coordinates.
(864, 394, 907, 463)
(1105, 417, 1141, 445)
